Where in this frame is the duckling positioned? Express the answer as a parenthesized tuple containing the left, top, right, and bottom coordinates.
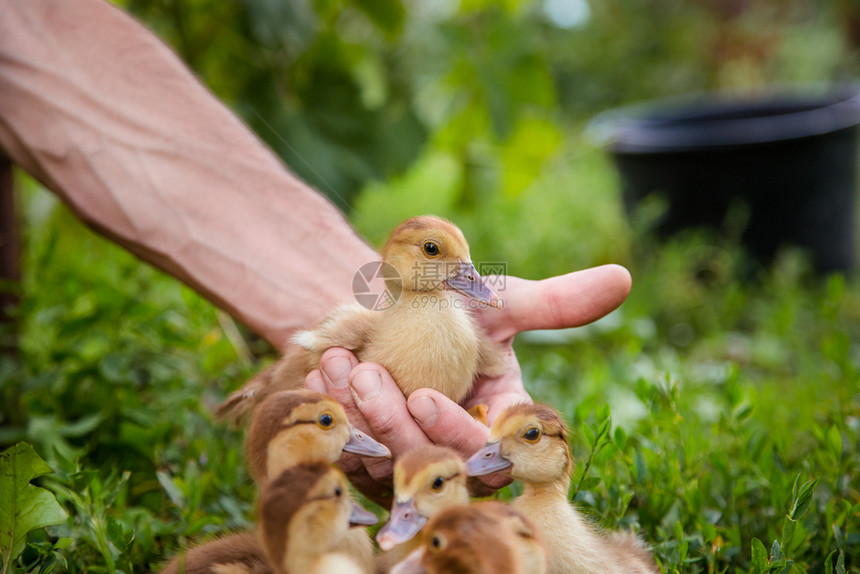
(259, 461, 379, 574)
(246, 389, 391, 484)
(464, 404, 657, 574)
(217, 216, 508, 424)
(390, 500, 547, 574)
(247, 390, 390, 572)
(375, 445, 470, 571)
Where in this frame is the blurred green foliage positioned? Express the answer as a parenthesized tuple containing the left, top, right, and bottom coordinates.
(2, 0, 860, 572)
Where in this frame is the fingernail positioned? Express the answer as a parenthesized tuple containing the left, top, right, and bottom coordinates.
(351, 369, 381, 402)
(409, 395, 438, 428)
(321, 356, 352, 389)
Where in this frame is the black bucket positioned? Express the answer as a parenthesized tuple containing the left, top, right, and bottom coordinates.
(592, 87, 860, 273)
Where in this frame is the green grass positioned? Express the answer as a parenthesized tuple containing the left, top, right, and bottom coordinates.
(1, 166, 858, 573)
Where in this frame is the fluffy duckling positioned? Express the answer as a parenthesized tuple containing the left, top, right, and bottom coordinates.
(259, 461, 379, 574)
(465, 404, 657, 574)
(375, 445, 470, 571)
(217, 216, 508, 424)
(390, 500, 547, 574)
(248, 390, 390, 573)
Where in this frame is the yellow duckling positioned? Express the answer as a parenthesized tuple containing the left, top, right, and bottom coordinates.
(217, 215, 507, 424)
(390, 500, 547, 574)
(248, 389, 390, 572)
(259, 461, 379, 574)
(465, 404, 657, 574)
(375, 445, 471, 571)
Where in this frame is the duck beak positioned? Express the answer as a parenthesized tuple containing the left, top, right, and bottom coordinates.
(376, 499, 427, 551)
(444, 261, 503, 308)
(344, 424, 392, 458)
(390, 547, 427, 574)
(349, 500, 379, 527)
(464, 441, 512, 476)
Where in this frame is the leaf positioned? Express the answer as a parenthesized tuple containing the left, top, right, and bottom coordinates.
(789, 477, 819, 520)
(750, 538, 768, 574)
(769, 538, 783, 562)
(581, 422, 596, 449)
(0, 443, 68, 573)
(824, 550, 836, 574)
(156, 470, 185, 508)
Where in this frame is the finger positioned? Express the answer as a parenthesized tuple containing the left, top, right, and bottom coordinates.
(407, 389, 511, 491)
(348, 363, 431, 481)
(318, 347, 368, 430)
(304, 369, 326, 395)
(480, 264, 633, 341)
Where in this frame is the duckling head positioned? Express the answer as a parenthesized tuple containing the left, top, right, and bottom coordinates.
(377, 445, 469, 551)
(464, 403, 572, 485)
(391, 501, 545, 574)
(381, 216, 501, 307)
(247, 390, 391, 483)
(259, 462, 378, 574)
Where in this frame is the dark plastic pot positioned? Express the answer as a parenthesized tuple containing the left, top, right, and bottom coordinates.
(592, 87, 860, 272)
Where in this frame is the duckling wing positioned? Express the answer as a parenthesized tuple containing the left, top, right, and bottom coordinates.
(214, 304, 379, 426)
(292, 304, 379, 356)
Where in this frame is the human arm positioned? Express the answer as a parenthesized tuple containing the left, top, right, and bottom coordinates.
(0, 0, 376, 348)
(305, 264, 633, 503)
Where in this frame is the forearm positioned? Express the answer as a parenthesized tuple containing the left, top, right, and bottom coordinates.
(0, 0, 376, 347)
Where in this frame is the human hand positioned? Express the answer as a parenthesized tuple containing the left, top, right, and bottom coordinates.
(304, 264, 632, 506)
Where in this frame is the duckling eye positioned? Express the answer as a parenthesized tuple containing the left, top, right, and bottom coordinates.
(334, 485, 343, 498)
(429, 533, 447, 552)
(422, 242, 440, 257)
(317, 412, 335, 429)
(523, 427, 541, 443)
(431, 476, 445, 490)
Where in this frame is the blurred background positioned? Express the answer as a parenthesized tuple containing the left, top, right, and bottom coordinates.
(116, 0, 860, 275)
(2, 1, 860, 572)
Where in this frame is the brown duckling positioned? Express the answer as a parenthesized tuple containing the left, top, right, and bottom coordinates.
(375, 445, 470, 571)
(248, 389, 390, 572)
(465, 404, 657, 574)
(216, 216, 508, 424)
(259, 461, 378, 574)
(390, 500, 547, 574)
